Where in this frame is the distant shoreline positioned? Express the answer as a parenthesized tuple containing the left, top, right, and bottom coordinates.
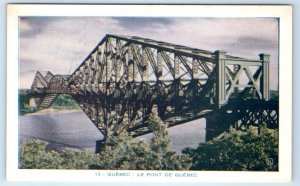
(25, 108, 82, 116)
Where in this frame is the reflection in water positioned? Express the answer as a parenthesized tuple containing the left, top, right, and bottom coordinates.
(19, 111, 206, 153)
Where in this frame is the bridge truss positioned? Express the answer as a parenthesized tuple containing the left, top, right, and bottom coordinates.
(29, 34, 278, 138)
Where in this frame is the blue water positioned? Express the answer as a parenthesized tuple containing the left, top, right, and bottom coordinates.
(19, 111, 206, 153)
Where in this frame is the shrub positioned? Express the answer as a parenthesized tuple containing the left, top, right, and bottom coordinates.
(183, 124, 279, 171)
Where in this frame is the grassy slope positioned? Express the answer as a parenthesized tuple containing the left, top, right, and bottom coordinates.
(51, 94, 80, 110)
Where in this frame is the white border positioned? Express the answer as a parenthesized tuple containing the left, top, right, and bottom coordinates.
(6, 4, 292, 183)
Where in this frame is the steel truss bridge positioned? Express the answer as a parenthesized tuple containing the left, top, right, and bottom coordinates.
(29, 34, 278, 140)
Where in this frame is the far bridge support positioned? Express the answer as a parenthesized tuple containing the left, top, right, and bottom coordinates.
(206, 100, 278, 141)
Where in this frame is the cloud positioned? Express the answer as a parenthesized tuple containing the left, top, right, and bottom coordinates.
(19, 17, 58, 38)
(231, 36, 277, 50)
(113, 17, 174, 30)
(19, 17, 279, 90)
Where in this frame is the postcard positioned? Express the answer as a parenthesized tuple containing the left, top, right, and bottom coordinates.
(7, 4, 292, 183)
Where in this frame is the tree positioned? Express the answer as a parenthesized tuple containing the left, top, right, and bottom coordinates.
(20, 140, 98, 169)
(19, 89, 37, 115)
(20, 140, 62, 169)
(183, 123, 278, 171)
(91, 111, 191, 170)
(147, 111, 191, 170)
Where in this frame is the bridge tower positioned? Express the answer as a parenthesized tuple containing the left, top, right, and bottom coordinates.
(206, 51, 274, 140)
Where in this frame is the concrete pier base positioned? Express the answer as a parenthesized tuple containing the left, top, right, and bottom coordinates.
(95, 139, 106, 153)
(205, 111, 232, 141)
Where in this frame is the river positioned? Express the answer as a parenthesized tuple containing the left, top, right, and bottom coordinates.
(19, 111, 206, 153)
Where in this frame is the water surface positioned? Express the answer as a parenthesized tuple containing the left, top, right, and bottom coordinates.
(19, 111, 206, 153)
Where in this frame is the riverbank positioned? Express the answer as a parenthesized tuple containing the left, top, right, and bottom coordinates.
(20, 93, 80, 115)
(25, 108, 82, 116)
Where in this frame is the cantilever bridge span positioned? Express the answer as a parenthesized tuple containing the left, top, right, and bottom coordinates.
(29, 34, 278, 139)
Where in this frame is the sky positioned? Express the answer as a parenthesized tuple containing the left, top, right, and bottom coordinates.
(19, 17, 279, 90)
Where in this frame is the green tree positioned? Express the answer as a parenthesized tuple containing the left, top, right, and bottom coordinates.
(91, 111, 191, 170)
(59, 150, 99, 169)
(90, 131, 152, 170)
(147, 111, 191, 170)
(183, 124, 278, 171)
(20, 140, 98, 169)
(19, 89, 37, 115)
(20, 140, 62, 169)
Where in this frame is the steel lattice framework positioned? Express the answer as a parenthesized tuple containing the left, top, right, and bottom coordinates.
(29, 34, 278, 138)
